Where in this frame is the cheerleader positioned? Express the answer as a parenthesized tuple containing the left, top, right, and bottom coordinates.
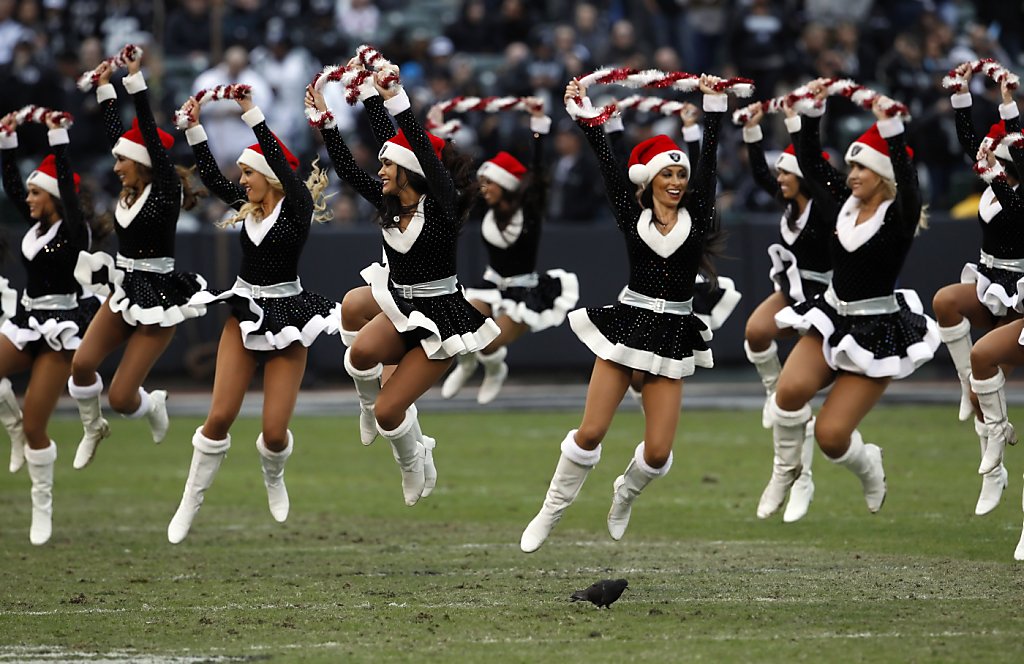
(936, 65, 1021, 515)
(520, 76, 725, 552)
(69, 57, 207, 469)
(307, 63, 498, 506)
(441, 100, 579, 404)
(165, 93, 339, 543)
(742, 101, 833, 522)
(760, 82, 938, 518)
(0, 112, 109, 544)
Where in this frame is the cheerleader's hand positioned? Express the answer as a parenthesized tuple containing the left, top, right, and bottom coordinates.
(44, 113, 63, 130)
(1, 113, 17, 134)
(525, 96, 545, 117)
(782, 97, 797, 119)
(681, 102, 700, 127)
(807, 79, 828, 102)
(306, 84, 327, 112)
(236, 94, 255, 113)
(698, 74, 722, 96)
(346, 55, 364, 71)
(1001, 76, 1016, 105)
(96, 61, 113, 86)
(126, 54, 141, 76)
(374, 64, 400, 100)
(955, 62, 973, 83)
(740, 103, 761, 128)
(564, 78, 587, 106)
(979, 142, 996, 167)
(871, 95, 893, 121)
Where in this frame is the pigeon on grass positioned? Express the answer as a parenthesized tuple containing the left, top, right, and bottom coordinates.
(570, 578, 628, 608)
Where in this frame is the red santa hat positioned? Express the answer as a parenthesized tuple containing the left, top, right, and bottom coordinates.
(477, 151, 527, 191)
(236, 134, 300, 183)
(378, 128, 446, 178)
(627, 134, 689, 186)
(26, 154, 80, 199)
(986, 120, 1012, 161)
(844, 123, 914, 181)
(111, 118, 175, 168)
(774, 144, 803, 178)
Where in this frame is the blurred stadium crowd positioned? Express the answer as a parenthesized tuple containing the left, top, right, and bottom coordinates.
(0, 0, 1021, 228)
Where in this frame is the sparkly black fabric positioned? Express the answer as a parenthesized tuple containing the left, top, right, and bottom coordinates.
(86, 84, 205, 313)
(481, 130, 545, 277)
(319, 95, 493, 343)
(190, 116, 339, 342)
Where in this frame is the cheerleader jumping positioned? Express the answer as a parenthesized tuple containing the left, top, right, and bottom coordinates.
(742, 101, 833, 522)
(166, 92, 339, 543)
(935, 65, 1022, 515)
(0, 112, 109, 543)
(520, 76, 725, 552)
(308, 63, 498, 506)
(759, 82, 938, 518)
(441, 100, 579, 404)
(69, 57, 207, 469)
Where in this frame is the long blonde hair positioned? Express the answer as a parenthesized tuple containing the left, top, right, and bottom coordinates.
(220, 158, 333, 227)
(880, 177, 928, 233)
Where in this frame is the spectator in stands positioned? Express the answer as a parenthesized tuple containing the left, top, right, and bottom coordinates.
(446, 0, 498, 54)
(0, 0, 30, 66)
(223, 0, 267, 50)
(727, 0, 792, 102)
(547, 119, 603, 223)
(335, 0, 382, 45)
(250, 18, 318, 159)
(165, 0, 212, 64)
(573, 3, 608, 65)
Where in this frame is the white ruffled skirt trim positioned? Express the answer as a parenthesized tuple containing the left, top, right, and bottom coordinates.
(2, 315, 82, 351)
(464, 268, 580, 332)
(960, 262, 1023, 317)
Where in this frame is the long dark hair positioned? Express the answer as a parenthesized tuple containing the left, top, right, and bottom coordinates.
(491, 169, 546, 230)
(777, 177, 813, 233)
(120, 165, 206, 210)
(378, 143, 477, 229)
(637, 184, 726, 283)
(999, 158, 1020, 183)
(54, 184, 113, 244)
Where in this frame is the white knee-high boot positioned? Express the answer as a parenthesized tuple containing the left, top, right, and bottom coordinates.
(124, 387, 169, 443)
(441, 352, 479, 399)
(167, 427, 231, 544)
(975, 417, 1008, 516)
(757, 396, 811, 519)
(607, 441, 671, 541)
(25, 442, 56, 545)
(744, 340, 781, 429)
(521, 430, 601, 553)
(406, 404, 437, 498)
(0, 377, 27, 473)
(68, 374, 110, 470)
(783, 417, 816, 523)
(938, 319, 975, 421)
(972, 370, 1018, 475)
(378, 412, 425, 506)
(257, 432, 292, 522)
(477, 347, 509, 405)
(832, 430, 886, 512)
(344, 348, 382, 446)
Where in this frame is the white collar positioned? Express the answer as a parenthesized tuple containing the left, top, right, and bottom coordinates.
(779, 199, 812, 245)
(481, 208, 524, 248)
(836, 196, 894, 252)
(245, 197, 283, 246)
(636, 207, 691, 259)
(978, 184, 1019, 223)
(114, 183, 152, 228)
(382, 196, 425, 254)
(22, 219, 62, 261)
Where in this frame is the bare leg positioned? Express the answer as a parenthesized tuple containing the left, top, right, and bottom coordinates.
(107, 324, 176, 414)
(202, 317, 259, 440)
(21, 350, 73, 450)
(70, 303, 132, 386)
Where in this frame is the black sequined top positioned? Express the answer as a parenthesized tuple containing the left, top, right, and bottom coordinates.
(1, 140, 89, 298)
(101, 82, 181, 259)
(747, 135, 832, 273)
(578, 103, 722, 303)
(321, 95, 462, 285)
(481, 129, 546, 277)
(797, 113, 921, 300)
(953, 104, 1024, 259)
(191, 117, 313, 286)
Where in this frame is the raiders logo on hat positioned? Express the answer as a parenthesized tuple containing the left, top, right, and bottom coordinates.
(670, 152, 681, 162)
(850, 145, 862, 156)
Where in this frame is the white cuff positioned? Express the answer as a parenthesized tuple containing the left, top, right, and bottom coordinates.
(1000, 101, 1020, 120)
(741, 125, 763, 143)
(185, 124, 208, 146)
(383, 88, 411, 116)
(0, 133, 17, 150)
(703, 93, 727, 113)
(784, 116, 802, 133)
(530, 115, 551, 135)
(950, 92, 972, 109)
(96, 83, 116, 103)
(122, 71, 147, 94)
(682, 124, 701, 143)
(803, 103, 825, 118)
(877, 117, 904, 138)
(602, 114, 623, 133)
(358, 79, 379, 102)
(47, 128, 69, 146)
(241, 106, 265, 127)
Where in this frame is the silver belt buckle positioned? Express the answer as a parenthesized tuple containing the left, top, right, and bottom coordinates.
(981, 254, 994, 268)
(399, 284, 414, 298)
(251, 284, 262, 299)
(123, 258, 135, 273)
(653, 298, 666, 314)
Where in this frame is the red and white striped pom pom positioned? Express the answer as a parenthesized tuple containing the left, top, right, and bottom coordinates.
(76, 44, 144, 92)
(354, 45, 400, 90)
(943, 59, 1020, 93)
(425, 116, 461, 139)
(731, 84, 818, 124)
(4, 105, 74, 135)
(426, 96, 546, 137)
(173, 85, 252, 130)
(304, 64, 347, 124)
(792, 78, 911, 121)
(566, 67, 754, 127)
(615, 95, 688, 116)
(974, 157, 1006, 183)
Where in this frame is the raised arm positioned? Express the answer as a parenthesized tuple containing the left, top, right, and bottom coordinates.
(0, 117, 29, 222)
(364, 94, 397, 145)
(522, 105, 551, 221)
(180, 96, 246, 208)
(876, 107, 921, 235)
(47, 123, 86, 243)
(950, 62, 982, 159)
(795, 103, 849, 203)
(94, 63, 125, 148)
(681, 102, 702, 172)
(741, 107, 780, 197)
(241, 103, 312, 216)
(122, 63, 177, 186)
(686, 79, 727, 224)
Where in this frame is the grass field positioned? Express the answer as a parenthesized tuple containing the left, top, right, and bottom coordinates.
(1, 405, 1024, 662)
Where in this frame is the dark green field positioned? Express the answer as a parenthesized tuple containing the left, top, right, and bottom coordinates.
(1, 406, 1023, 662)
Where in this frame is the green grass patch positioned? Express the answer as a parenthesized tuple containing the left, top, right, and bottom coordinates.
(1, 407, 1023, 662)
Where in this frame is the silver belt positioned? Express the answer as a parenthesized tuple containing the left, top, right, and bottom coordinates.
(483, 266, 539, 289)
(391, 274, 459, 299)
(233, 276, 302, 299)
(20, 292, 77, 311)
(115, 253, 175, 274)
(824, 285, 899, 316)
(618, 287, 693, 315)
(799, 268, 833, 285)
(979, 250, 1024, 273)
